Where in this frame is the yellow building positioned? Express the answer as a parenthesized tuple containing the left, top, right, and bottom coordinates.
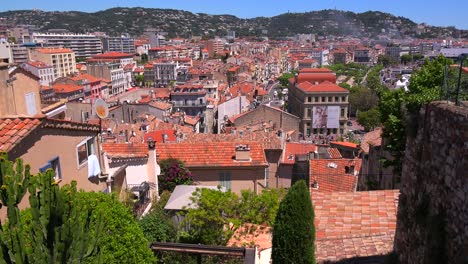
(29, 48, 76, 79)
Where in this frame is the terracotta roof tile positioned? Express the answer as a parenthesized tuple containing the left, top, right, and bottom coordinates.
(310, 159, 361, 193)
(156, 142, 267, 168)
(330, 141, 359, 149)
(182, 131, 281, 150)
(227, 224, 272, 252)
(282, 142, 317, 164)
(360, 128, 383, 153)
(313, 190, 399, 262)
(297, 81, 348, 93)
(102, 143, 148, 159)
(0, 118, 42, 152)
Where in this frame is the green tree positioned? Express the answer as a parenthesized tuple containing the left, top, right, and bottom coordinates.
(401, 54, 413, 65)
(139, 191, 177, 243)
(158, 158, 193, 194)
(357, 107, 381, 131)
(272, 180, 315, 264)
(135, 74, 144, 86)
(349, 86, 379, 117)
(277, 72, 295, 87)
(378, 54, 397, 67)
(378, 55, 454, 176)
(181, 188, 285, 246)
(0, 154, 156, 263)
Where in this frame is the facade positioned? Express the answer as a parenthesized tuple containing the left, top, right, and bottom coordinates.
(87, 63, 126, 96)
(353, 47, 372, 65)
(20, 61, 55, 86)
(31, 33, 102, 58)
(385, 45, 401, 62)
(102, 37, 136, 54)
(288, 68, 349, 137)
(0, 117, 105, 219)
(10, 44, 29, 64)
(150, 61, 177, 87)
(0, 65, 41, 116)
(171, 84, 207, 116)
(206, 38, 225, 57)
(29, 48, 76, 79)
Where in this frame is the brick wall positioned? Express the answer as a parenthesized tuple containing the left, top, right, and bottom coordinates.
(394, 102, 468, 264)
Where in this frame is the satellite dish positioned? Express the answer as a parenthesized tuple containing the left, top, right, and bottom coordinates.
(94, 98, 109, 119)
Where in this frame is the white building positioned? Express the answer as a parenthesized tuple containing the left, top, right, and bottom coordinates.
(20, 61, 55, 87)
(32, 33, 102, 58)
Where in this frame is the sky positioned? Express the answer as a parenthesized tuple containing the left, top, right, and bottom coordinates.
(1, 0, 467, 30)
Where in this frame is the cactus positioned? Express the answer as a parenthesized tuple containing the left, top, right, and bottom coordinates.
(0, 153, 103, 263)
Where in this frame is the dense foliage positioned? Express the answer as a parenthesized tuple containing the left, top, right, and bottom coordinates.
(0, 154, 156, 263)
(378, 56, 457, 175)
(158, 158, 193, 194)
(272, 181, 315, 264)
(181, 188, 286, 245)
(357, 107, 381, 131)
(1, 8, 465, 38)
(139, 191, 177, 243)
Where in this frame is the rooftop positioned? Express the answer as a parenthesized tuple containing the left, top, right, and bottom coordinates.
(310, 159, 362, 193)
(156, 142, 267, 168)
(313, 190, 399, 263)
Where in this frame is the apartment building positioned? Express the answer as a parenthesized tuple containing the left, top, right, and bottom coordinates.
(144, 60, 178, 87)
(102, 37, 136, 54)
(288, 68, 349, 137)
(29, 48, 76, 79)
(31, 33, 102, 58)
(171, 84, 207, 116)
(20, 61, 55, 86)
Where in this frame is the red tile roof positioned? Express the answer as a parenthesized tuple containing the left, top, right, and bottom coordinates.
(26, 60, 50, 68)
(102, 143, 148, 158)
(299, 68, 333, 73)
(52, 83, 83, 93)
(227, 224, 272, 252)
(313, 190, 399, 262)
(330, 141, 359, 149)
(0, 118, 99, 153)
(149, 101, 172, 111)
(310, 159, 361, 193)
(0, 118, 42, 152)
(92, 52, 133, 59)
(143, 130, 177, 143)
(282, 142, 317, 164)
(156, 142, 267, 168)
(360, 128, 382, 153)
(296, 72, 337, 84)
(70, 73, 101, 83)
(297, 81, 348, 93)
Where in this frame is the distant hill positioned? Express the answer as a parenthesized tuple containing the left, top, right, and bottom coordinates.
(1, 8, 466, 39)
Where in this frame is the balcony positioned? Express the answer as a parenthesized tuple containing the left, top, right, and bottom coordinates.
(172, 102, 207, 107)
(126, 182, 151, 217)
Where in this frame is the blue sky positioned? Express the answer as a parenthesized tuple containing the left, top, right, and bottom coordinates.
(1, 0, 467, 29)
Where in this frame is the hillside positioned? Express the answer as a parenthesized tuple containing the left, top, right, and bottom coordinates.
(0, 8, 466, 39)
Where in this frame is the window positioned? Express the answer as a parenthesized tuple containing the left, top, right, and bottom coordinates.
(335, 96, 339, 102)
(342, 96, 347, 102)
(321, 97, 325, 102)
(25, 93, 37, 115)
(219, 172, 231, 190)
(40, 157, 62, 180)
(76, 137, 95, 166)
(341, 108, 345, 117)
(307, 97, 312, 103)
(328, 96, 332, 102)
(306, 108, 311, 118)
(315, 97, 319, 102)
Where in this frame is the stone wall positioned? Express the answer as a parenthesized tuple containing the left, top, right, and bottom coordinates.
(394, 102, 468, 264)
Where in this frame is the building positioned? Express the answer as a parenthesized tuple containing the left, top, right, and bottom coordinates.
(102, 37, 136, 54)
(20, 61, 55, 87)
(171, 84, 207, 116)
(0, 117, 106, 219)
(31, 33, 102, 58)
(288, 68, 349, 137)
(0, 64, 41, 116)
(156, 142, 268, 194)
(353, 47, 372, 65)
(144, 60, 178, 88)
(10, 44, 29, 64)
(29, 48, 76, 79)
(206, 38, 225, 57)
(385, 45, 401, 62)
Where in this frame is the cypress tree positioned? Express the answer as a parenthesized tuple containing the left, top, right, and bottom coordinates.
(272, 180, 315, 264)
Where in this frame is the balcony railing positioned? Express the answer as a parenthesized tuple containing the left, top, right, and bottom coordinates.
(127, 182, 151, 217)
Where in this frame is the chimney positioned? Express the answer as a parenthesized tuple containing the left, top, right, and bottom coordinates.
(147, 137, 160, 200)
(235, 144, 251, 161)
